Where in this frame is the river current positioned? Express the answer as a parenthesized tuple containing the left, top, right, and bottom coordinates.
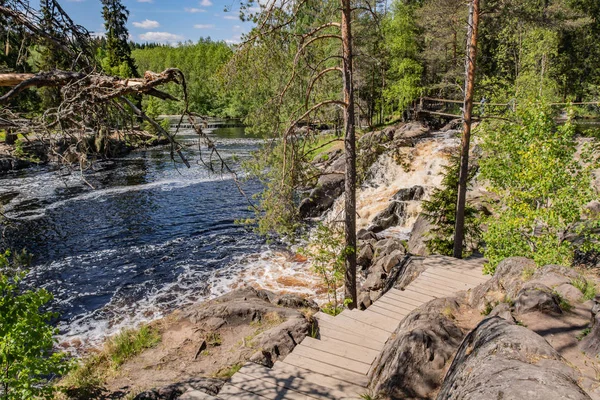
(0, 127, 315, 351)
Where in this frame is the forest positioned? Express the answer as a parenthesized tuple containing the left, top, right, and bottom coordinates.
(1, 0, 600, 398)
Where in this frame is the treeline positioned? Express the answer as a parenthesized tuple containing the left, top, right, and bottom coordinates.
(132, 40, 237, 117)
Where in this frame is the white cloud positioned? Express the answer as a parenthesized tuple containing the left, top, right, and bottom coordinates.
(200, 0, 213, 6)
(132, 19, 160, 29)
(194, 24, 215, 29)
(223, 15, 238, 20)
(185, 7, 205, 13)
(139, 31, 184, 43)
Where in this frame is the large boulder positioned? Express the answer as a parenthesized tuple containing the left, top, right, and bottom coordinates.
(407, 214, 432, 256)
(514, 284, 562, 315)
(393, 122, 430, 140)
(298, 173, 344, 218)
(370, 201, 406, 232)
(437, 317, 590, 400)
(581, 297, 600, 357)
(393, 186, 425, 202)
(369, 298, 465, 399)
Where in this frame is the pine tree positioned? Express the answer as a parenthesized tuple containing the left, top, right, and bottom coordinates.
(422, 154, 480, 257)
(101, 0, 138, 77)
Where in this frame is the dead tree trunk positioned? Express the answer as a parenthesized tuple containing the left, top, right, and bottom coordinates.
(342, 0, 357, 308)
(453, 0, 480, 259)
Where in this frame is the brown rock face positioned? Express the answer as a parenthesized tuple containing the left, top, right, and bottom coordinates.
(369, 298, 465, 399)
(437, 317, 590, 400)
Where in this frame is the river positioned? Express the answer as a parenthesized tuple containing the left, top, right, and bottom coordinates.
(0, 126, 318, 351)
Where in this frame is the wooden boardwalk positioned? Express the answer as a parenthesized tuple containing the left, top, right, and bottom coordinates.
(210, 256, 488, 400)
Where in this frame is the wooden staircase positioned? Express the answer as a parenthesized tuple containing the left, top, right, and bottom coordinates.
(200, 256, 489, 400)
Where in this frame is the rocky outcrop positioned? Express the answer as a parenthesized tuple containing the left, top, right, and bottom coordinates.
(181, 287, 317, 368)
(407, 214, 432, 256)
(369, 298, 465, 399)
(298, 173, 345, 218)
(437, 317, 590, 400)
(134, 378, 223, 400)
(581, 297, 600, 357)
(0, 156, 31, 172)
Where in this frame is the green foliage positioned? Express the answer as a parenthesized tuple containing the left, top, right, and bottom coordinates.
(214, 363, 242, 379)
(101, 0, 138, 77)
(104, 325, 161, 367)
(422, 153, 481, 257)
(571, 277, 597, 301)
(383, 0, 424, 111)
(60, 324, 160, 395)
(480, 102, 600, 273)
(554, 291, 573, 312)
(301, 223, 351, 313)
(132, 40, 233, 116)
(0, 250, 72, 399)
(577, 326, 592, 341)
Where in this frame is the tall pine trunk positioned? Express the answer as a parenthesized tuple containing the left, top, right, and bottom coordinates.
(453, 0, 480, 259)
(342, 0, 357, 308)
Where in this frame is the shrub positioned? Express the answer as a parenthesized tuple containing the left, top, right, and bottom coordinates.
(480, 102, 600, 273)
(0, 250, 72, 399)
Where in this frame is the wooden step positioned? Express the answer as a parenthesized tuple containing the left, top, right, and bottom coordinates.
(411, 276, 469, 293)
(219, 381, 269, 399)
(227, 371, 311, 400)
(331, 314, 393, 340)
(340, 309, 399, 333)
(317, 323, 385, 351)
(270, 361, 365, 397)
(282, 353, 370, 388)
(409, 281, 455, 297)
(178, 390, 220, 399)
(389, 288, 436, 303)
(293, 343, 372, 375)
(369, 300, 411, 316)
(376, 296, 417, 312)
(424, 267, 487, 285)
(421, 271, 480, 289)
(368, 304, 408, 320)
(382, 291, 424, 307)
(301, 336, 380, 365)
(239, 363, 357, 399)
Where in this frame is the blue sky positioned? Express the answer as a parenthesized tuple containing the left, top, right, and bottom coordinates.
(60, 0, 256, 44)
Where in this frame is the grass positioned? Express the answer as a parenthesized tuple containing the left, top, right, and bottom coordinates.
(442, 305, 456, 320)
(206, 332, 222, 347)
(58, 324, 161, 395)
(577, 327, 592, 341)
(304, 134, 342, 161)
(321, 302, 344, 316)
(571, 277, 597, 301)
(554, 291, 573, 312)
(481, 302, 497, 316)
(521, 266, 536, 281)
(214, 363, 243, 379)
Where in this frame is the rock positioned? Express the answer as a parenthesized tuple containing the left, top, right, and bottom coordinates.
(327, 153, 346, 174)
(298, 173, 344, 218)
(581, 297, 600, 357)
(393, 257, 428, 289)
(488, 303, 515, 324)
(554, 283, 584, 303)
(369, 298, 465, 399)
(358, 292, 372, 310)
(468, 257, 537, 310)
(249, 316, 310, 367)
(362, 264, 387, 292)
(407, 214, 432, 256)
(393, 186, 425, 201)
(514, 284, 562, 315)
(370, 201, 406, 232)
(439, 119, 462, 132)
(203, 317, 226, 331)
(373, 249, 404, 274)
(0, 157, 31, 173)
(373, 238, 406, 261)
(271, 294, 319, 310)
(134, 378, 224, 400)
(394, 122, 429, 139)
(357, 242, 375, 269)
(357, 229, 379, 241)
(437, 317, 590, 400)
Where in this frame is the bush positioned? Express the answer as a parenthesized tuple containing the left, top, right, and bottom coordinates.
(0, 250, 72, 399)
(422, 153, 481, 257)
(480, 102, 600, 273)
